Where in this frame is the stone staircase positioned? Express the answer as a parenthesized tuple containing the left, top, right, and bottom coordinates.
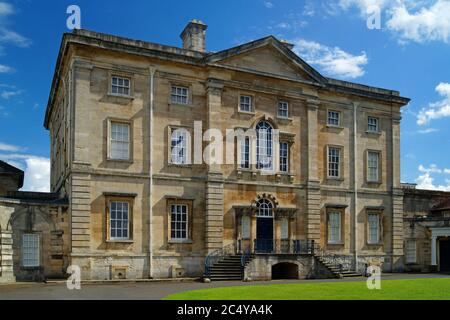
(207, 255, 251, 281)
(314, 255, 361, 278)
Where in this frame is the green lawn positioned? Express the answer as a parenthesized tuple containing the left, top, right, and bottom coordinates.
(165, 279, 450, 300)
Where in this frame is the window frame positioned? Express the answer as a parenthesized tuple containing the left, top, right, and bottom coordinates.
(239, 136, 251, 170)
(367, 116, 380, 133)
(22, 233, 40, 268)
(327, 146, 342, 179)
(327, 209, 343, 245)
(367, 150, 381, 183)
(256, 121, 274, 172)
(167, 199, 193, 243)
(105, 195, 134, 243)
(327, 110, 341, 127)
(367, 212, 381, 245)
(110, 75, 132, 97)
(277, 101, 289, 119)
(241, 215, 251, 240)
(279, 141, 289, 173)
(170, 85, 190, 105)
(239, 95, 254, 113)
(169, 126, 192, 166)
(108, 120, 132, 161)
(366, 210, 383, 246)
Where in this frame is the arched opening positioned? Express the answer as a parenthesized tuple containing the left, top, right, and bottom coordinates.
(272, 263, 299, 280)
(256, 121, 273, 171)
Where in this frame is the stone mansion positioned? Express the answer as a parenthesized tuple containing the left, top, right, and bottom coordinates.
(1, 20, 449, 282)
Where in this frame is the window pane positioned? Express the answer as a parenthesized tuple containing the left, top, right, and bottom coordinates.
(171, 129, 188, 164)
(171, 86, 189, 105)
(171, 204, 188, 240)
(111, 76, 131, 96)
(328, 147, 340, 178)
(110, 123, 130, 160)
(110, 201, 130, 240)
(256, 122, 273, 171)
(328, 212, 341, 243)
(22, 234, 40, 267)
(278, 102, 289, 118)
(368, 152, 379, 182)
(280, 142, 289, 172)
(328, 111, 340, 126)
(368, 213, 380, 244)
(240, 137, 250, 169)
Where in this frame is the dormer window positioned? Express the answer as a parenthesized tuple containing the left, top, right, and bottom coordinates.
(111, 76, 131, 96)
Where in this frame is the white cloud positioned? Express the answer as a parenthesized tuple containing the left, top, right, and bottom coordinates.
(0, 2, 14, 16)
(264, 1, 274, 9)
(0, 142, 24, 152)
(1, 89, 21, 99)
(22, 157, 50, 192)
(0, 29, 31, 48)
(338, 0, 450, 44)
(417, 82, 450, 125)
(0, 154, 50, 192)
(417, 128, 439, 134)
(292, 39, 368, 79)
(387, 0, 450, 43)
(0, 64, 13, 73)
(416, 164, 450, 191)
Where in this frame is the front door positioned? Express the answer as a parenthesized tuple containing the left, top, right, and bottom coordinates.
(440, 240, 450, 272)
(256, 218, 274, 253)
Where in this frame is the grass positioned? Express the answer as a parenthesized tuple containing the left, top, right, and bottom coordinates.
(165, 278, 450, 300)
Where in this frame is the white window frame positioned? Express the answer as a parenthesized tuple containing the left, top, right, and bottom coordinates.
(171, 86, 189, 105)
(327, 110, 341, 127)
(278, 101, 289, 118)
(367, 151, 380, 183)
(279, 141, 289, 173)
(110, 201, 130, 241)
(406, 240, 417, 264)
(109, 122, 131, 161)
(111, 76, 131, 96)
(171, 129, 189, 165)
(328, 211, 342, 244)
(328, 146, 341, 178)
(256, 121, 274, 171)
(368, 116, 379, 133)
(239, 137, 251, 170)
(22, 234, 40, 267)
(367, 213, 380, 244)
(239, 95, 253, 112)
(170, 204, 189, 240)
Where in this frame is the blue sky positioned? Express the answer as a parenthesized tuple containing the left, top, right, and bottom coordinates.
(0, 0, 449, 191)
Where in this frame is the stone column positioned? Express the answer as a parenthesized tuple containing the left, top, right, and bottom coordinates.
(205, 79, 225, 253)
(0, 230, 15, 283)
(306, 99, 321, 243)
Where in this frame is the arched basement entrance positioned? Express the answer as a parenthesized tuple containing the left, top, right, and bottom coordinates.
(272, 263, 299, 280)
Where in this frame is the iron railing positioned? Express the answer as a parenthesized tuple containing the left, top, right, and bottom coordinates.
(204, 243, 236, 278)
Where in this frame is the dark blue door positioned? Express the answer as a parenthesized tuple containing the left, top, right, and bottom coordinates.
(256, 218, 274, 253)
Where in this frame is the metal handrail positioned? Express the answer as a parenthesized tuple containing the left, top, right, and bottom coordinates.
(204, 243, 236, 278)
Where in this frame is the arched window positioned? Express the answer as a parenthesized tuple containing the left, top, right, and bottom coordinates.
(257, 199, 274, 218)
(256, 121, 273, 171)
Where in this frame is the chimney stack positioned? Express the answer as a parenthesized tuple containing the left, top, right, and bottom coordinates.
(180, 19, 208, 53)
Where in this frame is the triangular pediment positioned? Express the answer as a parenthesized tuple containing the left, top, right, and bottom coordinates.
(207, 37, 326, 85)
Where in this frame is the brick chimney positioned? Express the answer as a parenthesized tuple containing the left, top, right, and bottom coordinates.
(180, 19, 208, 52)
